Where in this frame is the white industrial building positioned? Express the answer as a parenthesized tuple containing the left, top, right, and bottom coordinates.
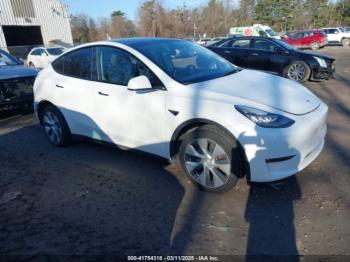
(0, 0, 73, 57)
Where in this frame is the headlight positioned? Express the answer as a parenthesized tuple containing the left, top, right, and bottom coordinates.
(313, 56, 327, 68)
(235, 105, 295, 128)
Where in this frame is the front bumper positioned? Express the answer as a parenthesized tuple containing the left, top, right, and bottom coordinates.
(311, 64, 335, 80)
(229, 103, 328, 182)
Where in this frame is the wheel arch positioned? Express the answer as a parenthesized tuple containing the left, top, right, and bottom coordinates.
(169, 118, 249, 177)
(36, 100, 58, 124)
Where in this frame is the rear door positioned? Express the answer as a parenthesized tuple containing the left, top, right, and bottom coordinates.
(50, 47, 97, 137)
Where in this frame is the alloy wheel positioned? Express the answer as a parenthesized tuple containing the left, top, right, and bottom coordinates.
(287, 63, 306, 81)
(43, 111, 63, 145)
(184, 138, 231, 189)
(311, 42, 319, 50)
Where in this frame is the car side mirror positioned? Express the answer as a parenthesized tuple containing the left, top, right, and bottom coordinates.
(41, 53, 48, 57)
(127, 75, 152, 91)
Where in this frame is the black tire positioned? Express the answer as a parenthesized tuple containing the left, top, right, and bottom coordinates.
(178, 125, 243, 193)
(310, 42, 320, 50)
(341, 38, 350, 47)
(283, 61, 311, 83)
(41, 105, 71, 146)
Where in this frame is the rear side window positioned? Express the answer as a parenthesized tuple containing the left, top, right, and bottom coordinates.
(52, 47, 93, 80)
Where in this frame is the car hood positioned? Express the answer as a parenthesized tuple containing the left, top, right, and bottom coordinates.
(0, 65, 38, 80)
(189, 69, 321, 115)
(301, 51, 335, 61)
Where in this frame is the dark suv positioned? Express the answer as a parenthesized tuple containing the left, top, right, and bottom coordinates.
(208, 36, 335, 82)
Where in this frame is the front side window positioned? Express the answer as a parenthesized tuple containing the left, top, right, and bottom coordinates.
(265, 29, 278, 36)
(47, 48, 65, 56)
(253, 40, 277, 51)
(130, 40, 238, 84)
(95, 46, 162, 88)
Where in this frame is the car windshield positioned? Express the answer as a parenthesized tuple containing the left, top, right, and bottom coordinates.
(275, 40, 297, 51)
(47, 47, 65, 55)
(0, 50, 22, 66)
(132, 40, 239, 84)
(339, 27, 345, 32)
(266, 29, 278, 36)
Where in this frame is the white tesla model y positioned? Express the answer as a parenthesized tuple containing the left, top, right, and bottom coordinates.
(33, 38, 328, 192)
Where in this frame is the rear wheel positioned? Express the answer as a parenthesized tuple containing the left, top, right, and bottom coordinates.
(178, 125, 243, 193)
(41, 105, 71, 146)
(310, 42, 320, 50)
(284, 61, 311, 83)
(29, 62, 35, 68)
(341, 38, 350, 47)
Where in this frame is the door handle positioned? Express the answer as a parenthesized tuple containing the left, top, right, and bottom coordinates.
(56, 84, 64, 88)
(224, 50, 231, 54)
(251, 53, 259, 56)
(98, 91, 109, 96)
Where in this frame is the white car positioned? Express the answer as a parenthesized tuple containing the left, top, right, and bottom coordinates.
(27, 46, 66, 69)
(33, 38, 328, 192)
(322, 27, 350, 46)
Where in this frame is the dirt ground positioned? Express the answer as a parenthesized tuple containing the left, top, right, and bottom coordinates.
(0, 46, 349, 259)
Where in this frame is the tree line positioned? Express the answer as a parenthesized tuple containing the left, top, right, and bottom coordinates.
(70, 0, 350, 44)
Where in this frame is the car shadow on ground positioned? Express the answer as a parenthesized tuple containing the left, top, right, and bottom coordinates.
(0, 122, 186, 256)
(0, 113, 304, 258)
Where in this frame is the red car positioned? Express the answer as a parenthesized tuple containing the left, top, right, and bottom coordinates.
(282, 30, 327, 50)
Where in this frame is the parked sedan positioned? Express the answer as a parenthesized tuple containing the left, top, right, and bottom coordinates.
(34, 38, 327, 193)
(27, 46, 66, 69)
(208, 36, 335, 82)
(282, 30, 327, 50)
(0, 49, 37, 111)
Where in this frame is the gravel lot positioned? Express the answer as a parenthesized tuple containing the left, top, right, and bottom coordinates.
(0, 46, 349, 258)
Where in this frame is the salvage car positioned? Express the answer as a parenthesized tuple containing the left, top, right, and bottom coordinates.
(0, 49, 37, 111)
(33, 38, 328, 192)
(208, 36, 335, 82)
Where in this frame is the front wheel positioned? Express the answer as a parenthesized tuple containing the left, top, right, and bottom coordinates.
(178, 125, 243, 193)
(341, 38, 350, 47)
(284, 61, 311, 83)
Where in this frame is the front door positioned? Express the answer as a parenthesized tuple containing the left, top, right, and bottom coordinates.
(246, 39, 287, 74)
(91, 46, 167, 157)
